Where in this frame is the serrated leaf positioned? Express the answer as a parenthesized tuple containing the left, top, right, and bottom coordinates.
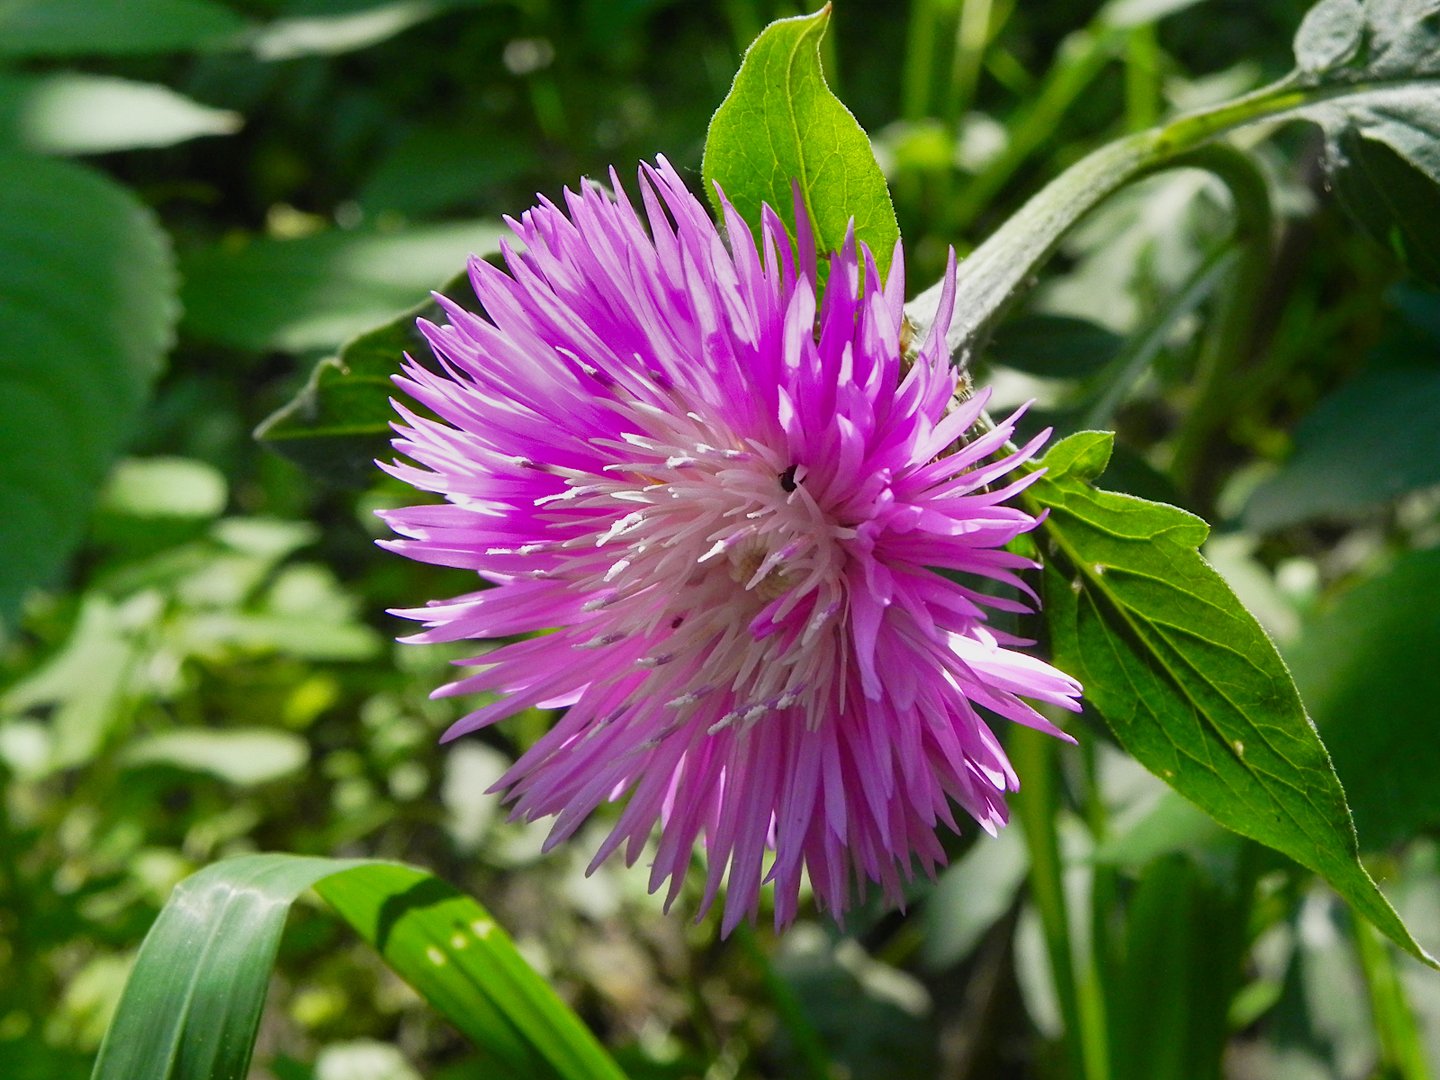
(1287, 548, 1440, 849)
(1027, 430, 1434, 967)
(0, 154, 177, 623)
(92, 854, 629, 1080)
(0, 0, 248, 57)
(702, 5, 899, 276)
(254, 269, 469, 485)
(180, 221, 504, 354)
(1290, 0, 1440, 281)
(0, 74, 242, 156)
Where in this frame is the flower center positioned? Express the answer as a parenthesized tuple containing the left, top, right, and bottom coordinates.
(541, 408, 852, 731)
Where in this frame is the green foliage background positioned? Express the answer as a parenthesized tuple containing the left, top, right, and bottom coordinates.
(2, 1, 1439, 1078)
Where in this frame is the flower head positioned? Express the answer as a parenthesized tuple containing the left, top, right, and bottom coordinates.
(382, 158, 1081, 932)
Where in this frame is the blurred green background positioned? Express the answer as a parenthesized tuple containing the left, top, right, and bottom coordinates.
(2, 1, 1439, 1077)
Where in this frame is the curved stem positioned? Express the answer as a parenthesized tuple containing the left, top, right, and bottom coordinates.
(905, 73, 1306, 365)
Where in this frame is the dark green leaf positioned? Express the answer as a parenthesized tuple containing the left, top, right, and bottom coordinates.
(1028, 431, 1434, 966)
(1287, 548, 1440, 849)
(0, 0, 247, 57)
(0, 154, 177, 623)
(93, 854, 629, 1080)
(702, 6, 899, 277)
(180, 221, 504, 354)
(254, 269, 470, 485)
(984, 314, 1124, 380)
(1292, 0, 1440, 281)
(1243, 366, 1440, 531)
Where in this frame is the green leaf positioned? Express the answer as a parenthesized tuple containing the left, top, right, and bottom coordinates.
(983, 314, 1124, 380)
(0, 154, 177, 623)
(1028, 431, 1435, 966)
(0, 75, 242, 156)
(1243, 366, 1440, 531)
(0, 0, 247, 57)
(93, 854, 629, 1080)
(180, 221, 504, 354)
(121, 728, 309, 786)
(702, 5, 899, 277)
(1287, 548, 1440, 849)
(1292, 0, 1440, 281)
(254, 269, 470, 485)
(249, 0, 471, 61)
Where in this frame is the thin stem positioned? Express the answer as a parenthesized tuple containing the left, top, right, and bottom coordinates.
(1123, 24, 1160, 132)
(1165, 146, 1275, 500)
(946, 0, 995, 126)
(1011, 724, 1110, 1080)
(1076, 244, 1237, 432)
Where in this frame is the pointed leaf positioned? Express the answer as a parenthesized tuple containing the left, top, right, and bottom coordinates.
(702, 5, 898, 275)
(92, 854, 628, 1080)
(1027, 431, 1435, 967)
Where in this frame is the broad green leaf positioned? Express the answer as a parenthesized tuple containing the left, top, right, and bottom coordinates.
(1287, 548, 1440, 850)
(1109, 855, 1245, 1080)
(1243, 366, 1440, 531)
(1292, 0, 1440, 281)
(702, 6, 899, 276)
(121, 728, 309, 786)
(254, 269, 470, 485)
(0, 0, 247, 57)
(0, 154, 177, 623)
(1027, 431, 1434, 966)
(93, 854, 629, 1080)
(180, 221, 504, 354)
(314, 863, 628, 1080)
(0, 75, 242, 156)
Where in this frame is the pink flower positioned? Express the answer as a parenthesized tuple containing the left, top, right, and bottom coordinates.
(381, 158, 1081, 932)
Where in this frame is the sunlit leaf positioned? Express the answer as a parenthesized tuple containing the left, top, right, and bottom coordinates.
(0, 154, 177, 623)
(180, 221, 503, 354)
(1028, 431, 1434, 967)
(0, 75, 242, 156)
(121, 729, 309, 786)
(702, 5, 899, 276)
(92, 854, 629, 1080)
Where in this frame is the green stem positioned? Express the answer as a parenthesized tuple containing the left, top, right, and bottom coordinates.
(906, 73, 1317, 365)
(1354, 914, 1433, 1080)
(946, 0, 996, 126)
(1077, 244, 1237, 432)
(1165, 146, 1275, 498)
(1123, 24, 1160, 132)
(1011, 724, 1110, 1080)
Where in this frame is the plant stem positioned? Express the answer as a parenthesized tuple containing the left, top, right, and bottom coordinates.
(1165, 146, 1274, 499)
(1354, 913, 1434, 1080)
(905, 73, 1314, 365)
(1011, 723, 1110, 1080)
